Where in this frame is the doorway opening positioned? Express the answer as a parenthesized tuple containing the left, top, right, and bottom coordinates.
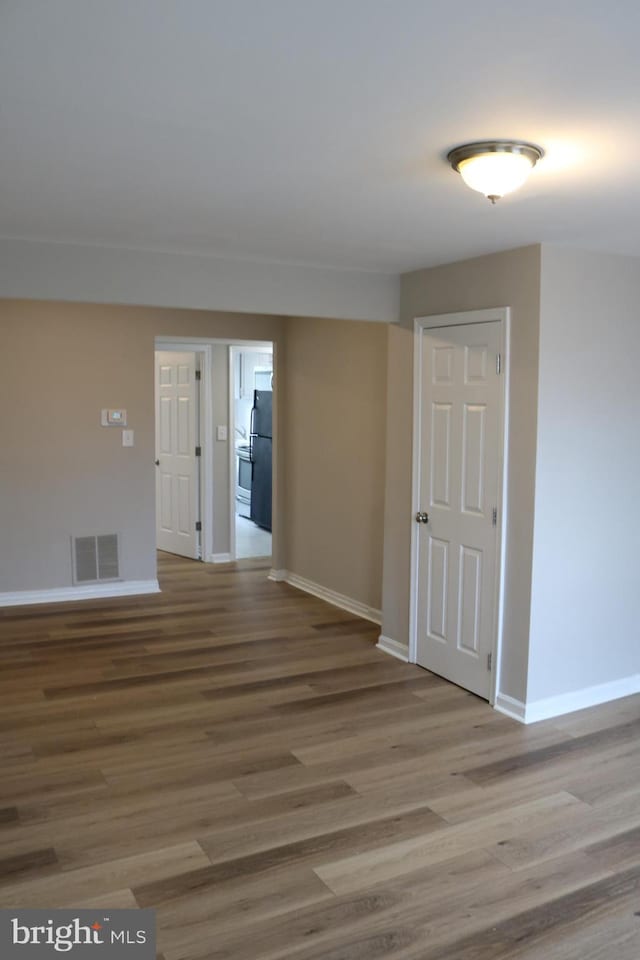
(229, 344, 273, 559)
(154, 337, 276, 570)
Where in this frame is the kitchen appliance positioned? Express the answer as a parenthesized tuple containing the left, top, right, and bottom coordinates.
(236, 443, 252, 515)
(249, 389, 272, 531)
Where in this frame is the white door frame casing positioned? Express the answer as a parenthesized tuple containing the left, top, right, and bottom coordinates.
(228, 345, 237, 562)
(409, 308, 510, 705)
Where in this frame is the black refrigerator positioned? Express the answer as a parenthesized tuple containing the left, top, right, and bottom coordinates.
(249, 389, 272, 531)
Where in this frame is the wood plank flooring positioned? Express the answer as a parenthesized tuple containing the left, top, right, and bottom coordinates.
(1, 552, 639, 959)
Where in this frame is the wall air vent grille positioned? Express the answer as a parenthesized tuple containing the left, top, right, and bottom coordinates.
(72, 534, 120, 584)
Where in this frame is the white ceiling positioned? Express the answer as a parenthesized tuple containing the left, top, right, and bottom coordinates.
(2, 0, 640, 276)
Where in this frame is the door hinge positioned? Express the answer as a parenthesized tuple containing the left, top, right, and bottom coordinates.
(492, 507, 497, 526)
(195, 445, 202, 457)
(496, 353, 502, 374)
(195, 369, 201, 381)
(195, 521, 202, 532)
(487, 652, 492, 672)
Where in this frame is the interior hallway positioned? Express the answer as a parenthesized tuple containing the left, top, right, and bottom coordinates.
(0, 553, 639, 959)
(235, 515, 272, 559)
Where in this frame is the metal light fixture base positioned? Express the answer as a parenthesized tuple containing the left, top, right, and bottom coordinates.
(447, 140, 544, 170)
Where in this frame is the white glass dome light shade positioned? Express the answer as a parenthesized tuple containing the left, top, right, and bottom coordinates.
(447, 141, 544, 203)
(457, 152, 533, 199)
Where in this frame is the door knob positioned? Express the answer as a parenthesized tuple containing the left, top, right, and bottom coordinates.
(154, 459, 160, 466)
(415, 511, 429, 524)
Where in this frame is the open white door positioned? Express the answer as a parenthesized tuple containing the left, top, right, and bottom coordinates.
(155, 351, 200, 559)
(414, 318, 503, 700)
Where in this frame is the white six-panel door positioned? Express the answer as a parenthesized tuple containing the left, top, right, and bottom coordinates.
(155, 351, 199, 559)
(415, 321, 501, 700)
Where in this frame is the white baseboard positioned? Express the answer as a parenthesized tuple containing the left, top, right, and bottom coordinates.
(495, 674, 640, 724)
(523, 674, 640, 724)
(376, 635, 409, 662)
(0, 579, 161, 608)
(207, 553, 232, 564)
(270, 569, 381, 624)
(493, 692, 527, 723)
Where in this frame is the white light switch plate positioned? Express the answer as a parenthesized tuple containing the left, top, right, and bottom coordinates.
(122, 430, 134, 447)
(217, 425, 228, 441)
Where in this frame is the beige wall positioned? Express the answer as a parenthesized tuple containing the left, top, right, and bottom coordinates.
(0, 301, 387, 615)
(0, 300, 283, 592)
(382, 246, 541, 702)
(282, 316, 388, 612)
(210, 344, 232, 556)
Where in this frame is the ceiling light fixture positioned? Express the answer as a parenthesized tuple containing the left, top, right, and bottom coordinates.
(447, 140, 544, 204)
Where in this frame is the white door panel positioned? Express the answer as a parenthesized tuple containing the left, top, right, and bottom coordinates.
(155, 351, 199, 559)
(416, 321, 501, 700)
